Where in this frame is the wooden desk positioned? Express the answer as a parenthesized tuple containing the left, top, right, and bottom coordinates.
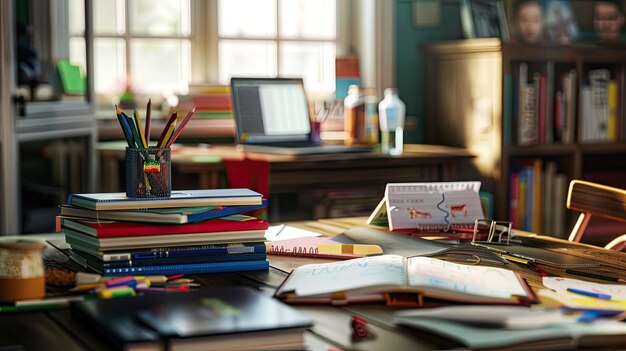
(3, 218, 626, 350)
(97, 143, 475, 221)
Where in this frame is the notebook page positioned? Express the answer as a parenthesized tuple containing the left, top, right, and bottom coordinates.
(407, 257, 527, 299)
(277, 255, 405, 297)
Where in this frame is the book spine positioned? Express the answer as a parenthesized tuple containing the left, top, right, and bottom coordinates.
(103, 260, 269, 276)
(104, 253, 268, 268)
(130, 243, 267, 259)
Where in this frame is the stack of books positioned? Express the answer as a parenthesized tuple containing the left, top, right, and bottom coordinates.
(177, 85, 233, 119)
(59, 188, 269, 276)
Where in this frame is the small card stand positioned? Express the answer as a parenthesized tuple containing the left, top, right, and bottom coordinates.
(125, 147, 171, 198)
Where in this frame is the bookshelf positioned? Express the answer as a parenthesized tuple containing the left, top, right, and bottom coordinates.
(0, 0, 96, 234)
(425, 38, 626, 239)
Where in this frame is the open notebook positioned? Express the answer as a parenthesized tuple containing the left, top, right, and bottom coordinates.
(231, 77, 370, 155)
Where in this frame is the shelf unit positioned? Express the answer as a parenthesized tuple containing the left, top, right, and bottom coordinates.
(0, 0, 96, 234)
(425, 38, 626, 239)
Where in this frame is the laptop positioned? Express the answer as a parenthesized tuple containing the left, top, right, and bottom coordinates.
(230, 77, 371, 155)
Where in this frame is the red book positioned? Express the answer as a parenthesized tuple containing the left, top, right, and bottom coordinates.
(61, 216, 268, 238)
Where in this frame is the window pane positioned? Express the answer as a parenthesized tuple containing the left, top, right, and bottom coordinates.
(218, 0, 276, 38)
(279, 42, 335, 92)
(129, 0, 190, 36)
(130, 39, 190, 94)
(69, 37, 87, 76)
(93, 0, 125, 35)
(69, 0, 85, 36)
(94, 39, 126, 94)
(279, 0, 335, 39)
(218, 40, 277, 83)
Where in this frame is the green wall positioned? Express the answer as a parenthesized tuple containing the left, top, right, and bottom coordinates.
(395, 0, 464, 143)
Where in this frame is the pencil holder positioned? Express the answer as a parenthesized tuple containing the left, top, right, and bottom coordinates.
(125, 147, 171, 198)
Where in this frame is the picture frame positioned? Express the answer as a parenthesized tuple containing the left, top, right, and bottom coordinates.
(544, 0, 580, 43)
(461, 0, 510, 40)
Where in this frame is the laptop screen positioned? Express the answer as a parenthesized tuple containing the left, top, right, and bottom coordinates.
(231, 78, 312, 144)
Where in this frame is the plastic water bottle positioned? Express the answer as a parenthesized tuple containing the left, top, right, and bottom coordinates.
(378, 88, 405, 155)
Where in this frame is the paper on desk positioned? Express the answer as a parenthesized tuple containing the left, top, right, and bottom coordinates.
(539, 289, 626, 311)
(265, 224, 322, 241)
(543, 277, 626, 300)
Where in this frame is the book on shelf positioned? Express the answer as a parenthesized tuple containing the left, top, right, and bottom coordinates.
(60, 215, 268, 238)
(63, 227, 267, 251)
(67, 188, 263, 211)
(580, 69, 611, 143)
(59, 200, 267, 224)
(274, 255, 536, 306)
(70, 286, 312, 351)
(100, 259, 269, 276)
(372, 181, 484, 231)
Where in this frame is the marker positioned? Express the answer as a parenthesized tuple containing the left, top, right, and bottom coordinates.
(97, 286, 136, 299)
(567, 287, 612, 300)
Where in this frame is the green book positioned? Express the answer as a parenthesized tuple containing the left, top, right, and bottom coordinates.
(57, 59, 85, 95)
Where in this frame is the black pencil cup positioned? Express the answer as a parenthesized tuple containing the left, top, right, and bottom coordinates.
(125, 147, 171, 198)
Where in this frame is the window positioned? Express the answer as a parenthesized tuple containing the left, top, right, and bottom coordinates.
(70, 0, 343, 104)
(71, 0, 192, 100)
(215, 0, 337, 93)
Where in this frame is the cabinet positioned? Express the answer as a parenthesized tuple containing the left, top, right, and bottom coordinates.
(0, 0, 96, 234)
(425, 38, 626, 239)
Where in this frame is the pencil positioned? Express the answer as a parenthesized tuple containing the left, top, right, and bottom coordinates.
(165, 108, 196, 148)
(115, 105, 133, 147)
(564, 269, 626, 283)
(157, 110, 178, 148)
(133, 109, 148, 148)
(145, 98, 152, 146)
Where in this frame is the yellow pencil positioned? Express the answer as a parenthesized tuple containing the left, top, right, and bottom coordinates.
(133, 109, 148, 148)
(316, 243, 383, 255)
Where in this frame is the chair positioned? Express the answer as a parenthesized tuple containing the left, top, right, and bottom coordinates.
(566, 180, 626, 251)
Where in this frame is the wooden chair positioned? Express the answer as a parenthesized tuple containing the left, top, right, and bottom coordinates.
(567, 180, 626, 251)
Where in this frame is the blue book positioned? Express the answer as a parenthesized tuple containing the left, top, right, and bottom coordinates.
(103, 259, 269, 276)
(102, 253, 268, 269)
(67, 188, 263, 210)
(59, 200, 268, 224)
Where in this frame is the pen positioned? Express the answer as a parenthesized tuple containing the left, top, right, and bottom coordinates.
(564, 269, 626, 283)
(567, 287, 612, 300)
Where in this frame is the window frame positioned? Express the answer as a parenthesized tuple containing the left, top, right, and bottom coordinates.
(195, 0, 350, 94)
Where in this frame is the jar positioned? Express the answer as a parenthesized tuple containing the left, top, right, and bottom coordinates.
(0, 240, 46, 302)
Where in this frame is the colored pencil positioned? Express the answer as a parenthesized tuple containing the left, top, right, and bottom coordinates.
(165, 108, 196, 147)
(145, 98, 152, 146)
(133, 109, 148, 148)
(157, 110, 178, 148)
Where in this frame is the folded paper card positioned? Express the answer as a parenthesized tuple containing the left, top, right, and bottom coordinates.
(368, 182, 485, 231)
